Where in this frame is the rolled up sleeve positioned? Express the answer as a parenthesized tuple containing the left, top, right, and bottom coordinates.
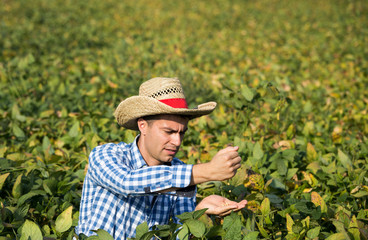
(88, 143, 193, 196)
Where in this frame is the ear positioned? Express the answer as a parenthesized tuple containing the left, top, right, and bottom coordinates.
(137, 118, 148, 135)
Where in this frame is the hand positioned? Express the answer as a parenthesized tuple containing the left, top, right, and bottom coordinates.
(207, 146, 242, 181)
(195, 195, 247, 217)
(191, 146, 242, 185)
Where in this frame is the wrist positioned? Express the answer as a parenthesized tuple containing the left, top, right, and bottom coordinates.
(191, 163, 212, 185)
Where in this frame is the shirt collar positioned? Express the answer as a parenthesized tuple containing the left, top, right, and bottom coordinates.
(130, 134, 148, 169)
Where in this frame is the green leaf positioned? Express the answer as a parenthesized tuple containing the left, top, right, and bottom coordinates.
(311, 191, 327, 213)
(135, 222, 149, 240)
(294, 201, 313, 214)
(176, 212, 193, 221)
(47, 205, 59, 219)
(265, 194, 283, 204)
(206, 225, 224, 238)
(241, 84, 254, 102)
(303, 101, 313, 113)
(281, 150, 297, 161)
(311, 208, 322, 220)
(332, 219, 348, 233)
(17, 190, 47, 206)
(0, 173, 10, 190)
(253, 142, 264, 160)
(286, 214, 294, 232)
(325, 233, 349, 240)
(139, 232, 157, 240)
(260, 198, 270, 216)
(269, 178, 286, 190)
(12, 174, 22, 198)
(286, 168, 299, 180)
(17, 53, 35, 69)
(68, 122, 80, 137)
(306, 143, 317, 162)
(11, 104, 26, 122)
(192, 208, 208, 220)
(256, 222, 270, 239)
(55, 206, 73, 233)
(13, 124, 25, 138)
(155, 225, 171, 238)
(186, 219, 206, 238)
(178, 224, 190, 240)
(14, 204, 30, 221)
(306, 162, 320, 175)
(291, 223, 304, 236)
(260, 198, 272, 224)
(124, 130, 136, 143)
(92, 229, 114, 240)
(307, 226, 321, 239)
(243, 231, 259, 240)
(0, 147, 7, 158)
(352, 191, 368, 198)
(19, 220, 43, 240)
(42, 136, 53, 153)
(43, 181, 53, 195)
(85, 236, 99, 240)
(276, 158, 287, 176)
(223, 212, 242, 240)
(337, 149, 352, 169)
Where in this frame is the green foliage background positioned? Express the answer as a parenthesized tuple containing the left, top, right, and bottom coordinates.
(0, 0, 367, 239)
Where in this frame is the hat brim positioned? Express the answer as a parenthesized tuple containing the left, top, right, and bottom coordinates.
(114, 96, 217, 130)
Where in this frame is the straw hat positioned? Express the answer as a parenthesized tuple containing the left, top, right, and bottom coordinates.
(114, 77, 217, 130)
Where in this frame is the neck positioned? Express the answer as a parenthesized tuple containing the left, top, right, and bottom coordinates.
(137, 135, 158, 166)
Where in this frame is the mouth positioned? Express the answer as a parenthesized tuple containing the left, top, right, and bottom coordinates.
(164, 148, 177, 155)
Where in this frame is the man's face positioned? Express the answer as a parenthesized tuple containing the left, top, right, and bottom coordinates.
(138, 115, 188, 166)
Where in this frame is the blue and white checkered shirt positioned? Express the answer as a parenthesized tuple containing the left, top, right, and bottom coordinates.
(75, 136, 195, 239)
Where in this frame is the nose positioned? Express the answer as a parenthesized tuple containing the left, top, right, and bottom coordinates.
(171, 133, 182, 147)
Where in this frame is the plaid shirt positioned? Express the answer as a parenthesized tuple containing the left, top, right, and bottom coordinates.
(75, 136, 195, 239)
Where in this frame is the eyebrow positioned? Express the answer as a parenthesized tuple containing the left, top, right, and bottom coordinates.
(162, 127, 188, 133)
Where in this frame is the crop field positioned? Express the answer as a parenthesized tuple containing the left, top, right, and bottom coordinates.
(0, 0, 367, 239)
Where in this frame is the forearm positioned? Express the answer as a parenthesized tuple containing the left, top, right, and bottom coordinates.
(89, 145, 193, 196)
(190, 163, 213, 185)
(149, 163, 212, 193)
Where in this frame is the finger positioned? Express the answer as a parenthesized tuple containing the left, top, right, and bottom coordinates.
(223, 154, 240, 165)
(236, 200, 248, 209)
(228, 156, 242, 166)
(231, 208, 242, 213)
(214, 205, 238, 215)
(234, 163, 241, 170)
(220, 146, 239, 153)
(224, 199, 238, 205)
(219, 209, 236, 217)
(232, 160, 241, 168)
(226, 150, 240, 158)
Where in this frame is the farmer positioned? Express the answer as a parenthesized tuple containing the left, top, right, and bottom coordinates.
(75, 77, 247, 239)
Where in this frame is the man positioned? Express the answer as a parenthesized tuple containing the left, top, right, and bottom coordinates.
(75, 77, 247, 239)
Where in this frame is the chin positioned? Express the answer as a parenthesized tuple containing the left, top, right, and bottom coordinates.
(166, 156, 174, 162)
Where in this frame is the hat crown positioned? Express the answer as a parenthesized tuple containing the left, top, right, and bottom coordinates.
(139, 77, 186, 100)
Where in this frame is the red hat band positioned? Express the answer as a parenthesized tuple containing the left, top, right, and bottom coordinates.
(159, 98, 188, 109)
